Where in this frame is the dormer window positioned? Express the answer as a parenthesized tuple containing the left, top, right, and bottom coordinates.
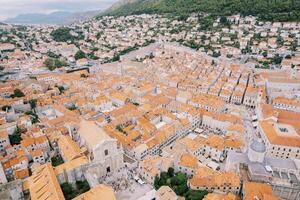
(279, 127, 288, 132)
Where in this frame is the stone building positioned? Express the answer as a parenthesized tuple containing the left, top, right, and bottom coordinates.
(226, 140, 300, 200)
(76, 120, 124, 186)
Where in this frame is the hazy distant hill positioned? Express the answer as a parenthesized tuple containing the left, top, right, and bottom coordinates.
(63, 10, 100, 24)
(5, 10, 100, 25)
(106, 0, 138, 12)
(107, 0, 300, 22)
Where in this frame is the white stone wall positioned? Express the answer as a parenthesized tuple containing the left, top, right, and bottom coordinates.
(92, 139, 124, 175)
(202, 115, 230, 131)
(0, 137, 10, 152)
(189, 184, 240, 195)
(139, 166, 157, 184)
(243, 95, 257, 107)
(259, 125, 300, 159)
(273, 103, 300, 113)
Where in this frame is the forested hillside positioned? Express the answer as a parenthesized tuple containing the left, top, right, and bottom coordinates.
(107, 0, 300, 21)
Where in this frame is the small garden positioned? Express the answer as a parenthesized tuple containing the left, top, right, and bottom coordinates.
(154, 168, 208, 200)
(116, 124, 128, 135)
(9, 126, 23, 145)
(51, 155, 64, 167)
(61, 180, 90, 200)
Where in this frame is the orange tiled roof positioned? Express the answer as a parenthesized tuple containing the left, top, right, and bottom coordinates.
(244, 182, 279, 200)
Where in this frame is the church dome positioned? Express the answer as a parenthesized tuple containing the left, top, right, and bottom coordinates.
(250, 139, 266, 153)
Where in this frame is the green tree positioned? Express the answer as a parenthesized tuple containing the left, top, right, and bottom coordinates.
(291, 64, 295, 69)
(290, 41, 298, 51)
(44, 58, 66, 71)
(61, 180, 90, 200)
(76, 180, 90, 194)
(80, 74, 88, 78)
(51, 155, 64, 167)
(96, 32, 102, 39)
(153, 168, 209, 199)
(220, 16, 231, 26)
(25, 110, 39, 124)
(57, 86, 65, 94)
(184, 40, 200, 50)
(107, 0, 300, 22)
(262, 62, 270, 69)
(87, 52, 99, 60)
(199, 16, 215, 30)
(200, 35, 207, 42)
(1, 105, 11, 112)
(51, 27, 75, 42)
(158, 176, 167, 186)
(9, 126, 23, 145)
(185, 190, 209, 200)
(61, 182, 76, 200)
(29, 99, 37, 109)
(11, 89, 25, 98)
(277, 36, 284, 46)
(174, 172, 187, 185)
(167, 167, 174, 177)
(47, 51, 59, 58)
(272, 54, 283, 65)
(174, 183, 188, 196)
(75, 50, 86, 60)
(68, 104, 78, 111)
(220, 16, 227, 24)
(112, 54, 120, 62)
(154, 175, 160, 190)
(262, 51, 268, 58)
